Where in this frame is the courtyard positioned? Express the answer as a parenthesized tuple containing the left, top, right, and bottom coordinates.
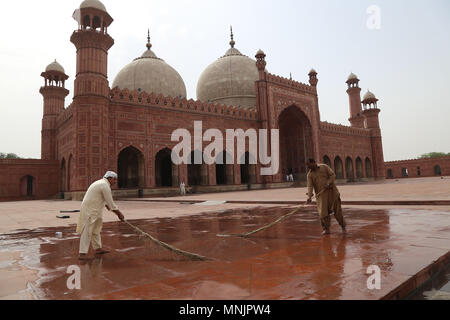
(0, 177, 449, 300)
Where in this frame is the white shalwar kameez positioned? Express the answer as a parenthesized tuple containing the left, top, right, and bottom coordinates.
(76, 178, 119, 254)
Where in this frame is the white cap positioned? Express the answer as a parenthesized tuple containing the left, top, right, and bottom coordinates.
(104, 171, 118, 179)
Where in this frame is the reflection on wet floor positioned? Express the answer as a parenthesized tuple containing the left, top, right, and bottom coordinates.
(0, 206, 449, 300)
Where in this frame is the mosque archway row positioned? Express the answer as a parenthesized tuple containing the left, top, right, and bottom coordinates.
(114, 145, 260, 189)
(322, 155, 373, 181)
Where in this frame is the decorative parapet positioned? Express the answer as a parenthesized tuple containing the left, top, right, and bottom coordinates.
(320, 121, 371, 137)
(385, 155, 450, 165)
(109, 87, 259, 121)
(266, 73, 316, 94)
(0, 159, 59, 165)
(56, 103, 74, 127)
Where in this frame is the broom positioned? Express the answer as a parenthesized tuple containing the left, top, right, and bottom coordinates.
(62, 209, 209, 261)
(217, 188, 327, 238)
(124, 220, 209, 261)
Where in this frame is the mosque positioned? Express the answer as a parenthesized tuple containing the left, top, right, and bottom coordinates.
(0, 0, 386, 200)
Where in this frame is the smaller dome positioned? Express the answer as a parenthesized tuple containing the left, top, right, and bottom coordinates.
(309, 68, 317, 75)
(256, 49, 265, 56)
(363, 90, 376, 100)
(80, 0, 107, 12)
(347, 72, 358, 81)
(46, 60, 65, 74)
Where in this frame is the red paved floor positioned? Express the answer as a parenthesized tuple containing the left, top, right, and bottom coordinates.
(1, 206, 449, 300)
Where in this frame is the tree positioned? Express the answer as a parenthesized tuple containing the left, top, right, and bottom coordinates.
(0, 153, 21, 159)
(419, 152, 449, 159)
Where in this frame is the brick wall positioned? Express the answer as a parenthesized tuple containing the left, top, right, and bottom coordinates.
(0, 159, 59, 201)
(385, 156, 450, 178)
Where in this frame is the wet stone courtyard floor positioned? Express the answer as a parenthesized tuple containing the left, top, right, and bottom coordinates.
(0, 205, 449, 300)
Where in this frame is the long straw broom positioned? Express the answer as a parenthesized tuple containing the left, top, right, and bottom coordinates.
(124, 220, 209, 261)
(217, 188, 327, 238)
(62, 209, 209, 261)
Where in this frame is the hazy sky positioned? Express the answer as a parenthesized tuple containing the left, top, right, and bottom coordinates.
(0, 0, 449, 161)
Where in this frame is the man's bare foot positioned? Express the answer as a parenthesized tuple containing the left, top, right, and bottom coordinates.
(95, 249, 110, 255)
(322, 230, 331, 235)
(78, 254, 93, 260)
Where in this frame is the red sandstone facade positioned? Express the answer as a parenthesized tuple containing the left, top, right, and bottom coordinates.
(0, 2, 386, 201)
(385, 156, 450, 179)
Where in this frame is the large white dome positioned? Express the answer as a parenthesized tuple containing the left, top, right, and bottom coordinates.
(196, 39, 259, 108)
(112, 45, 187, 99)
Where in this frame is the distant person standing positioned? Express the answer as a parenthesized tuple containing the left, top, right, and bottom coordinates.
(77, 171, 125, 260)
(180, 181, 186, 195)
(306, 159, 346, 235)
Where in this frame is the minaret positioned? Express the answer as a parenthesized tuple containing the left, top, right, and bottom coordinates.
(70, 0, 114, 98)
(39, 60, 69, 160)
(69, 0, 114, 190)
(308, 69, 318, 87)
(346, 73, 364, 128)
(362, 90, 385, 179)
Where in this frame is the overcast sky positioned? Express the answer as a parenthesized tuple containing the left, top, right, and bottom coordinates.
(0, 0, 449, 161)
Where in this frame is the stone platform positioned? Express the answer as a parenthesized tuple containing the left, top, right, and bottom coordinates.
(0, 176, 449, 300)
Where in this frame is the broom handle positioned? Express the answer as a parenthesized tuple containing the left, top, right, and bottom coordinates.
(239, 187, 328, 238)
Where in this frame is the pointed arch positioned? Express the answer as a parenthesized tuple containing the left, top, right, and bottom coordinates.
(61, 158, 67, 192)
(240, 152, 257, 184)
(20, 175, 35, 197)
(118, 146, 145, 189)
(355, 157, 363, 179)
(188, 150, 204, 186)
(365, 157, 372, 178)
(323, 155, 332, 167)
(278, 105, 314, 181)
(334, 156, 344, 179)
(434, 165, 442, 176)
(155, 147, 174, 187)
(345, 157, 355, 181)
(216, 150, 233, 185)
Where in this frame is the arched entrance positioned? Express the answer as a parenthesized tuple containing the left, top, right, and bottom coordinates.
(20, 175, 34, 197)
(323, 156, 332, 167)
(240, 152, 256, 184)
(355, 157, 363, 179)
(61, 158, 66, 192)
(345, 157, 354, 181)
(365, 158, 372, 178)
(279, 105, 313, 182)
(216, 150, 233, 185)
(118, 146, 145, 189)
(434, 165, 442, 176)
(387, 169, 393, 178)
(155, 148, 175, 187)
(188, 150, 202, 186)
(334, 156, 344, 179)
(67, 155, 73, 191)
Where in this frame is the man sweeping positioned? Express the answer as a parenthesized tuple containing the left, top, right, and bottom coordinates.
(306, 158, 346, 235)
(77, 171, 125, 260)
